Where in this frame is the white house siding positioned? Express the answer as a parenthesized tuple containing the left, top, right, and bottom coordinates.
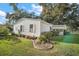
(40, 21, 52, 33)
(13, 23, 21, 34)
(13, 18, 41, 37)
(52, 25, 67, 30)
(14, 18, 68, 37)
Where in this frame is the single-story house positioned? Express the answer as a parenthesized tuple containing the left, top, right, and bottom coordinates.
(13, 18, 67, 37)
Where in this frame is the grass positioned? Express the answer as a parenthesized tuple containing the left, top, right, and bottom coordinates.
(53, 34, 79, 44)
(0, 34, 79, 56)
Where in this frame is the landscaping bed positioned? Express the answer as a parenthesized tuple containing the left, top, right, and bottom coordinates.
(32, 40, 53, 50)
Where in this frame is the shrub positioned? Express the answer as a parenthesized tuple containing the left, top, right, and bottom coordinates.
(0, 26, 10, 35)
(3, 35, 21, 44)
(0, 26, 20, 44)
(39, 32, 54, 43)
(52, 31, 59, 36)
(39, 35, 47, 43)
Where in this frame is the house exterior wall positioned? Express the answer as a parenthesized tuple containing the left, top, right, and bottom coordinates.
(52, 25, 67, 30)
(13, 18, 67, 37)
(13, 23, 20, 34)
(13, 18, 41, 37)
(40, 21, 52, 33)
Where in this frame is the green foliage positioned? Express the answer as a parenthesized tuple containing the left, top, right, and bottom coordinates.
(52, 34, 79, 44)
(0, 26, 20, 43)
(39, 35, 47, 43)
(39, 32, 54, 43)
(73, 34, 79, 44)
(4, 35, 21, 44)
(40, 3, 69, 23)
(0, 38, 79, 55)
(0, 35, 20, 44)
(40, 3, 79, 30)
(9, 3, 18, 11)
(0, 36, 79, 55)
(0, 39, 33, 56)
(39, 31, 61, 43)
(53, 36, 64, 42)
(0, 26, 10, 35)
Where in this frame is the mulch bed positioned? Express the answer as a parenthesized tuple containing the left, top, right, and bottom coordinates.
(32, 40, 53, 50)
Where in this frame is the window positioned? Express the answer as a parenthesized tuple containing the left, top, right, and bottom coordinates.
(50, 26, 52, 31)
(29, 24, 33, 32)
(20, 25, 24, 32)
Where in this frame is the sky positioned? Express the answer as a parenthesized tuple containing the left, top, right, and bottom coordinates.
(0, 3, 42, 24)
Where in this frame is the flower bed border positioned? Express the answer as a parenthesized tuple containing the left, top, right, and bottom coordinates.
(32, 40, 53, 50)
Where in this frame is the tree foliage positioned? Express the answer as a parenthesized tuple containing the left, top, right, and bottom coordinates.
(6, 3, 40, 25)
(0, 25, 10, 35)
(40, 3, 79, 30)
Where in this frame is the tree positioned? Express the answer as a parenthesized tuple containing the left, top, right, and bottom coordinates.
(40, 3, 79, 30)
(6, 3, 21, 25)
(40, 3, 70, 23)
(9, 3, 18, 11)
(6, 3, 40, 25)
(62, 4, 79, 30)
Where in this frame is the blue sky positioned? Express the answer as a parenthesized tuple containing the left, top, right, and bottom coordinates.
(0, 3, 42, 24)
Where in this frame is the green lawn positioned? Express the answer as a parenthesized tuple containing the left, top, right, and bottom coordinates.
(0, 35, 79, 56)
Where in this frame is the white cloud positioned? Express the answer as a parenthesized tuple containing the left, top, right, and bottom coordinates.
(0, 10, 7, 24)
(0, 22, 3, 24)
(32, 4, 42, 15)
(0, 16, 7, 24)
(0, 10, 6, 17)
(28, 4, 42, 16)
(17, 4, 42, 16)
(32, 4, 42, 11)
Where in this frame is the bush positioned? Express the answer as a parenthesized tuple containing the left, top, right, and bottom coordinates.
(0, 26, 20, 44)
(39, 32, 54, 43)
(52, 31, 58, 36)
(0, 26, 10, 35)
(39, 35, 47, 43)
(3, 35, 21, 44)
